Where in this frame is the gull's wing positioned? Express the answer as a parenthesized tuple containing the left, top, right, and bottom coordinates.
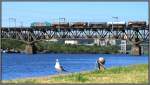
(60, 65, 67, 72)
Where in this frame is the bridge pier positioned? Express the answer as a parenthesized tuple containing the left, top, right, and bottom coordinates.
(130, 38, 141, 56)
(25, 44, 36, 54)
(131, 44, 141, 56)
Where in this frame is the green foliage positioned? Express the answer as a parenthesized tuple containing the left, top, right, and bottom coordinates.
(74, 73, 88, 82)
(35, 41, 120, 54)
(1, 39, 26, 51)
(92, 64, 148, 74)
(1, 39, 120, 54)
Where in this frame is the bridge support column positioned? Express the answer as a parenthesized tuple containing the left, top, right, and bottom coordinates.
(94, 38, 100, 46)
(25, 44, 36, 54)
(131, 44, 141, 56)
(130, 37, 142, 56)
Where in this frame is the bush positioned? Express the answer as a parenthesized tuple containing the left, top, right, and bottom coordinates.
(1, 39, 26, 51)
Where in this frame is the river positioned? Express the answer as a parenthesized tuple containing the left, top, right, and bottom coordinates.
(2, 53, 148, 80)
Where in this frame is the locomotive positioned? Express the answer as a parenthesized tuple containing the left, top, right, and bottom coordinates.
(31, 22, 51, 28)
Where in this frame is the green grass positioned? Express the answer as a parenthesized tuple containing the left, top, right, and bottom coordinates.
(2, 64, 148, 84)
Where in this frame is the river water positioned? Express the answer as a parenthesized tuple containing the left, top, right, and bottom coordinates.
(2, 53, 148, 80)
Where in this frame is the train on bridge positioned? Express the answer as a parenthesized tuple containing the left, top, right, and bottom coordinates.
(30, 21, 148, 29)
(1, 21, 149, 55)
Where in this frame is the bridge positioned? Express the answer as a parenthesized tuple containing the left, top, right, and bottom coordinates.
(1, 24, 149, 55)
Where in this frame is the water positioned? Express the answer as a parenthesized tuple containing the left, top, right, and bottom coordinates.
(2, 53, 148, 80)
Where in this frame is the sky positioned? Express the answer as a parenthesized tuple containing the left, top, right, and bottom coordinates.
(2, 2, 148, 27)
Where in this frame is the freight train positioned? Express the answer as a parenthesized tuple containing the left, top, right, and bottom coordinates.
(30, 21, 147, 29)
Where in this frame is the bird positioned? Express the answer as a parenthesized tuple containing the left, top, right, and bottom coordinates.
(55, 59, 67, 72)
(97, 57, 106, 71)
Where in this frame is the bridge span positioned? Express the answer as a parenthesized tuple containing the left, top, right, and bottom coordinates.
(1, 26, 149, 55)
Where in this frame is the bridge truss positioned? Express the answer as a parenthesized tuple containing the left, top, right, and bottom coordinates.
(1, 27, 149, 44)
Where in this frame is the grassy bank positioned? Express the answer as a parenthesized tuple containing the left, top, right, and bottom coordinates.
(3, 64, 148, 84)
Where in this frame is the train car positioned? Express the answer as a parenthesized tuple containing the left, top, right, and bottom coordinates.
(51, 22, 69, 29)
(70, 22, 88, 28)
(88, 22, 107, 29)
(128, 21, 146, 28)
(107, 21, 126, 29)
(30, 22, 51, 28)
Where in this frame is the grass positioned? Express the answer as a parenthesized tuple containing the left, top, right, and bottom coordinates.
(2, 64, 148, 84)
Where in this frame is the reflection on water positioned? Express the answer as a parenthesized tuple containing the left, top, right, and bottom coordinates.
(2, 53, 148, 80)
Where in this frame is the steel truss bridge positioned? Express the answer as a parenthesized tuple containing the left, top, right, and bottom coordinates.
(1, 27, 149, 55)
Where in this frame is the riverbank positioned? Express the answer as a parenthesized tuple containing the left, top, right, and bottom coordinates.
(2, 39, 149, 55)
(2, 39, 120, 54)
(2, 64, 148, 84)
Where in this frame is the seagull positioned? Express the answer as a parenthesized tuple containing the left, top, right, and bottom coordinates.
(55, 59, 67, 72)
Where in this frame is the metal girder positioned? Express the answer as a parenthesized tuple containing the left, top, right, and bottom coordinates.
(1, 27, 149, 44)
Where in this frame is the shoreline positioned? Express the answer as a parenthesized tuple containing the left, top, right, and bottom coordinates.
(2, 64, 148, 84)
(3, 70, 95, 81)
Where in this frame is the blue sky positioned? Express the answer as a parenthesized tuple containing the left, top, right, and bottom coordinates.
(2, 2, 148, 27)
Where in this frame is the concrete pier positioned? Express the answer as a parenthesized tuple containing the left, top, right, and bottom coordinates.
(25, 44, 36, 54)
(130, 37, 142, 56)
(131, 45, 141, 56)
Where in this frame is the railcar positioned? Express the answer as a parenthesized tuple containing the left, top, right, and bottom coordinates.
(70, 22, 88, 28)
(107, 22, 126, 30)
(88, 22, 107, 29)
(51, 22, 69, 29)
(128, 21, 146, 28)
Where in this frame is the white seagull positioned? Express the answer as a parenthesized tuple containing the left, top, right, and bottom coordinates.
(55, 59, 67, 72)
